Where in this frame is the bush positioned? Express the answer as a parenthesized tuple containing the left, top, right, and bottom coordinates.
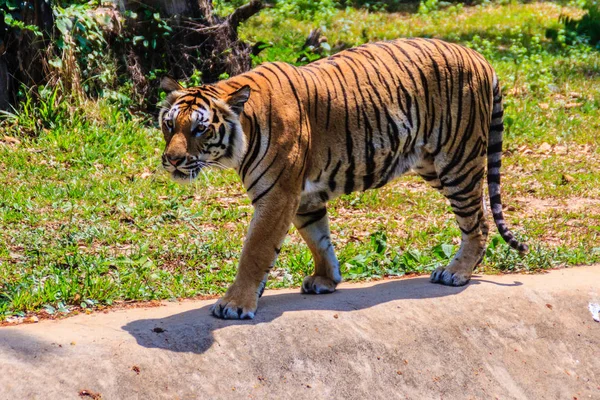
(549, 0, 600, 47)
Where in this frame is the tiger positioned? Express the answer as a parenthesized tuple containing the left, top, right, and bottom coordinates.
(158, 38, 528, 320)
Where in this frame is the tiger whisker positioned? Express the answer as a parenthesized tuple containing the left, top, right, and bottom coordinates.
(206, 161, 228, 170)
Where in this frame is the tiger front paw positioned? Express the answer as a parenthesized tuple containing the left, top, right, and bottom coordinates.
(210, 287, 258, 320)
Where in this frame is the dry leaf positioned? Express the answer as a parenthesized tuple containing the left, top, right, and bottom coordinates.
(561, 174, 575, 184)
(554, 145, 568, 155)
(538, 142, 552, 154)
(2, 136, 21, 145)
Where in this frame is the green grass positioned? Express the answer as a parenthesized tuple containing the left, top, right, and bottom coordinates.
(1, 1, 600, 320)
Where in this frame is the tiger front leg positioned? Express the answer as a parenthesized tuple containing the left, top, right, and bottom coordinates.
(211, 195, 298, 319)
(294, 205, 341, 294)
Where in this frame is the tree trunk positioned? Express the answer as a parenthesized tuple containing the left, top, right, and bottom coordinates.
(0, 0, 263, 112)
(115, 0, 264, 109)
(0, 57, 10, 111)
(0, 0, 54, 111)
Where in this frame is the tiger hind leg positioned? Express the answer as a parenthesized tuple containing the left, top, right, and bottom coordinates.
(429, 196, 489, 286)
(418, 157, 488, 286)
(294, 205, 341, 294)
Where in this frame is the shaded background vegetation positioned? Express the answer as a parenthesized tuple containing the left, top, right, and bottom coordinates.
(1, 0, 599, 320)
(2, 0, 600, 112)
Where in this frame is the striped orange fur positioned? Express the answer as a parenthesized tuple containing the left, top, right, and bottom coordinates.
(159, 38, 527, 319)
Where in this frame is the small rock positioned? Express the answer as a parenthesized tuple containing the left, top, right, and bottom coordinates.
(6, 316, 23, 324)
(589, 303, 600, 322)
(79, 389, 102, 399)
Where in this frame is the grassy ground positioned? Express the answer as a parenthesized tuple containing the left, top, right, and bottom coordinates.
(1, 1, 599, 319)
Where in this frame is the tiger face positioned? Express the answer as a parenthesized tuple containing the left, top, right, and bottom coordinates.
(158, 77, 250, 183)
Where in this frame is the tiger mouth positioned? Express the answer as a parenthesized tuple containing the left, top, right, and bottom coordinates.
(171, 168, 200, 181)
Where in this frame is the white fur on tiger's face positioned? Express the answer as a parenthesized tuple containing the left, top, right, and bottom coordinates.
(158, 38, 528, 320)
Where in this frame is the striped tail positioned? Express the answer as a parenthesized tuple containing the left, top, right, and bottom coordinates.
(487, 77, 529, 253)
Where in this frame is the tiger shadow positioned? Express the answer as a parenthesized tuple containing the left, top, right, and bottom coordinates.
(122, 276, 521, 355)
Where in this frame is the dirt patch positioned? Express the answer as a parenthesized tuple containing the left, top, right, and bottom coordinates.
(515, 197, 600, 212)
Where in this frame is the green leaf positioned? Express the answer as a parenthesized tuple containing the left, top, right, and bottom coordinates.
(6, 0, 19, 11)
(48, 58, 63, 69)
(43, 305, 56, 315)
(441, 243, 454, 259)
(55, 18, 69, 35)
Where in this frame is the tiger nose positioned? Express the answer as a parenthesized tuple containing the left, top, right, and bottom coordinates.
(165, 154, 185, 167)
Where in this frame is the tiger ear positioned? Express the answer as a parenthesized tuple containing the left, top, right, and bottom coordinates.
(160, 76, 183, 93)
(226, 85, 251, 115)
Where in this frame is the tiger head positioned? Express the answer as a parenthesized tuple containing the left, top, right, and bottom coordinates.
(158, 77, 250, 183)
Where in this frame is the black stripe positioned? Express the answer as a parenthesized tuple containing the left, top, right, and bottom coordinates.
(325, 148, 332, 170)
(297, 208, 327, 229)
(489, 194, 502, 206)
(248, 98, 273, 177)
(329, 161, 342, 192)
(487, 142, 503, 155)
(490, 123, 504, 132)
(451, 196, 481, 211)
(328, 64, 355, 194)
(297, 207, 327, 217)
(487, 173, 500, 184)
(240, 111, 260, 181)
(459, 222, 480, 235)
(252, 168, 286, 204)
(240, 113, 263, 181)
(448, 168, 485, 198)
(246, 154, 279, 192)
(491, 110, 504, 119)
(454, 208, 479, 218)
(318, 191, 329, 202)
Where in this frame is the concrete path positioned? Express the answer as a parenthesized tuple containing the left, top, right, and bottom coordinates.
(1, 266, 599, 400)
